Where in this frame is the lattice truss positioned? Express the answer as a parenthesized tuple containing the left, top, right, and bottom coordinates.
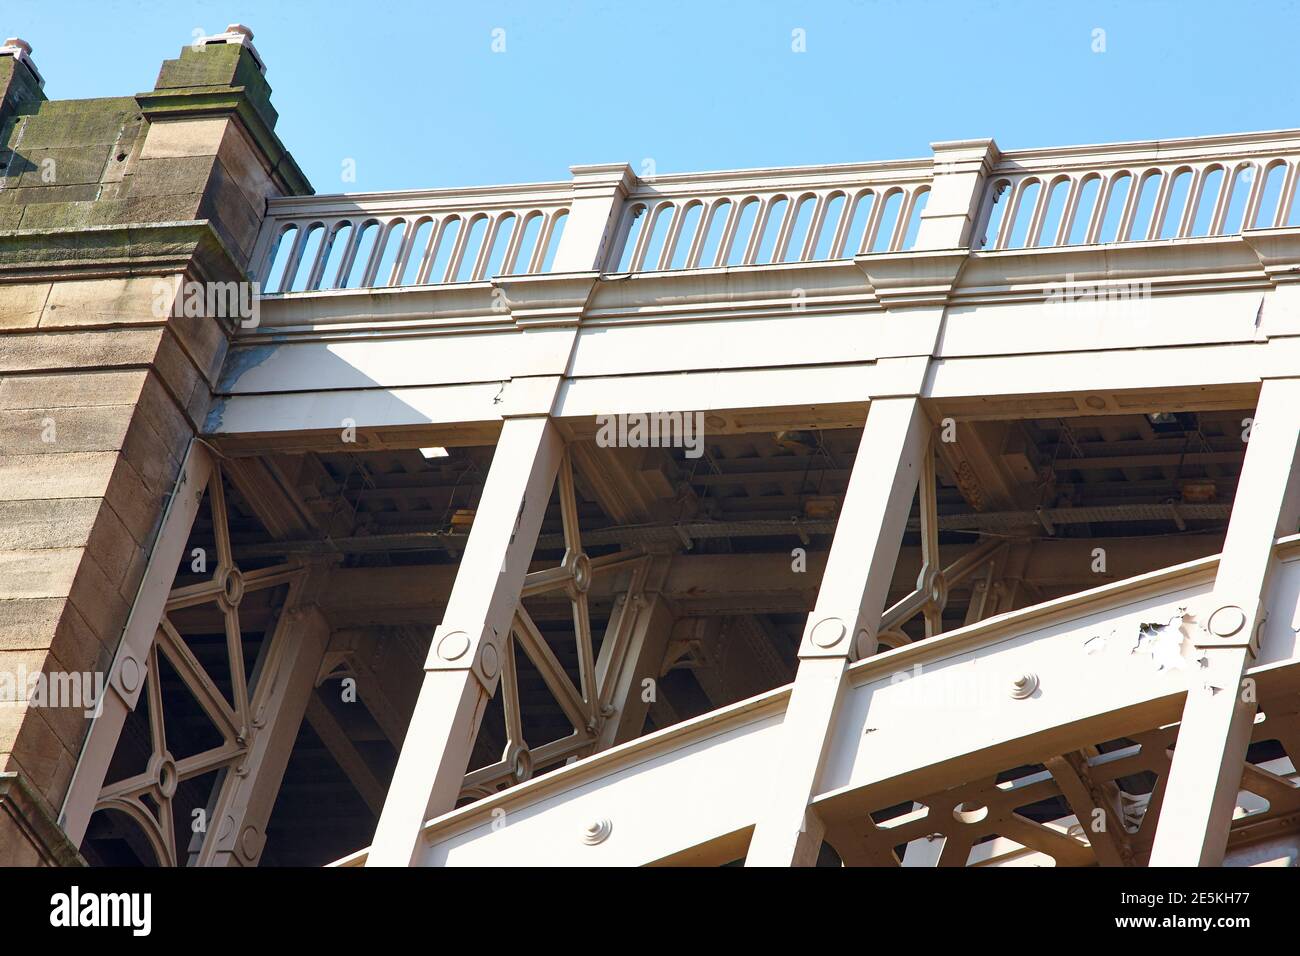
(821, 445, 1300, 866)
(461, 451, 653, 801)
(877, 450, 1013, 650)
(825, 702, 1300, 867)
(90, 464, 307, 867)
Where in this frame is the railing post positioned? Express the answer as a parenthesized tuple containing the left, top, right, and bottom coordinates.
(912, 139, 1000, 251)
(549, 163, 637, 273)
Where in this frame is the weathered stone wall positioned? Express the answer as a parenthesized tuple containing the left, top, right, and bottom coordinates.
(0, 34, 308, 863)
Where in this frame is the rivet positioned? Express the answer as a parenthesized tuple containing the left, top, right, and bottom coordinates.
(582, 818, 612, 845)
(1010, 672, 1039, 699)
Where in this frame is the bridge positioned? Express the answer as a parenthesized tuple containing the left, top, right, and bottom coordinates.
(47, 86, 1300, 866)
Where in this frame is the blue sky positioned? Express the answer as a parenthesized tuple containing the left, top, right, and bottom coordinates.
(9, 0, 1300, 193)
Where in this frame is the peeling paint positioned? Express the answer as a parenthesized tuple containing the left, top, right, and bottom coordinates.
(215, 342, 278, 392)
(1131, 609, 1198, 672)
(202, 396, 227, 433)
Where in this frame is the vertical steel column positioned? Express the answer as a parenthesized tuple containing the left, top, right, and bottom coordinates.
(1149, 379, 1300, 866)
(746, 398, 930, 866)
(367, 416, 565, 866)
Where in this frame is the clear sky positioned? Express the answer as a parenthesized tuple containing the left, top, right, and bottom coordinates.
(8, 0, 1300, 193)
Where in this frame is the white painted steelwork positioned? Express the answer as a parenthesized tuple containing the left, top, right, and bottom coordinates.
(72, 125, 1300, 868)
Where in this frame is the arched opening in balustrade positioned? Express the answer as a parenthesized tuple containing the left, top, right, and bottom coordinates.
(978, 179, 1010, 250)
(843, 189, 877, 256)
(614, 203, 648, 273)
(286, 223, 325, 292)
(426, 216, 462, 283)
(1287, 171, 1300, 227)
(371, 219, 408, 287)
(1097, 172, 1132, 243)
(810, 192, 846, 260)
(870, 189, 904, 252)
(320, 221, 354, 290)
(697, 199, 733, 268)
(639, 202, 677, 271)
(262, 223, 299, 294)
(724, 198, 761, 266)
(1190, 166, 1226, 236)
(1157, 168, 1193, 239)
(452, 215, 489, 282)
(481, 213, 518, 280)
(505, 211, 543, 275)
(899, 187, 929, 250)
(1004, 180, 1040, 249)
(754, 196, 790, 264)
(667, 201, 704, 269)
(1254, 160, 1289, 229)
(1035, 178, 1070, 247)
(540, 210, 568, 272)
(781, 193, 818, 262)
(1221, 163, 1254, 235)
(1066, 175, 1101, 245)
(1129, 169, 1163, 241)
(342, 220, 381, 289)
(398, 218, 436, 285)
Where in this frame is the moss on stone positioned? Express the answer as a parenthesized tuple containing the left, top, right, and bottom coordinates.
(153, 44, 277, 130)
(0, 56, 46, 121)
(5, 97, 132, 143)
